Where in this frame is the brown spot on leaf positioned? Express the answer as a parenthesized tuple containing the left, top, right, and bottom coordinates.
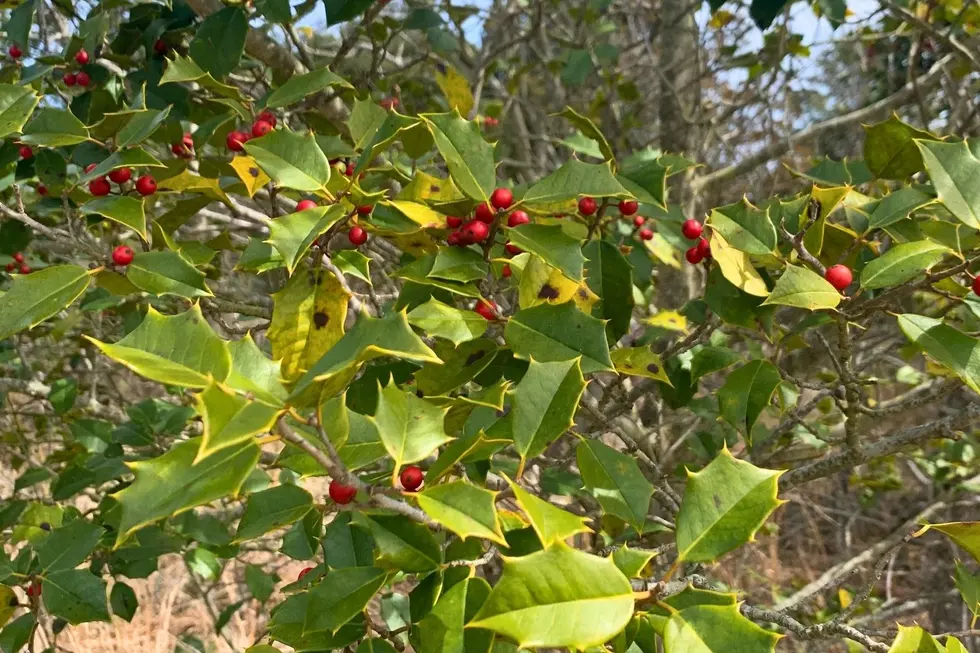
(313, 312, 329, 328)
(713, 494, 723, 509)
(647, 363, 660, 374)
(249, 167, 260, 177)
(416, 390, 424, 398)
(577, 288, 589, 299)
(538, 284, 560, 300)
(430, 185, 440, 193)
(464, 350, 487, 367)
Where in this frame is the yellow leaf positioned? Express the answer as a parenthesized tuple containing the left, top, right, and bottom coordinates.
(435, 65, 474, 117)
(643, 232, 682, 269)
(610, 347, 672, 385)
(390, 231, 440, 257)
(711, 231, 769, 297)
(230, 156, 271, 198)
(398, 171, 464, 203)
(644, 310, 688, 332)
(386, 200, 446, 230)
(838, 588, 852, 609)
(0, 586, 15, 627)
(518, 255, 598, 312)
(158, 170, 232, 206)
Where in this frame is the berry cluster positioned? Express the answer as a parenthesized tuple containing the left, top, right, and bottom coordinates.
(227, 111, 277, 152)
(85, 164, 156, 197)
(681, 219, 711, 264)
(63, 48, 92, 88)
(5, 251, 31, 275)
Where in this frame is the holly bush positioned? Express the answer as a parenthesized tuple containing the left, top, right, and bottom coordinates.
(1, 1, 980, 652)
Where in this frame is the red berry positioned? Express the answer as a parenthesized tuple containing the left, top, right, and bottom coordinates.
(4, 263, 14, 272)
(400, 465, 424, 491)
(356, 205, 373, 216)
(633, 216, 645, 228)
(88, 177, 111, 196)
(19, 145, 32, 160)
(74, 48, 89, 65)
(973, 276, 980, 296)
(447, 231, 462, 246)
(26, 580, 41, 597)
(171, 142, 189, 156)
(182, 133, 194, 148)
(257, 111, 276, 127)
(296, 199, 317, 212)
(108, 167, 131, 184)
(297, 567, 314, 581)
(490, 187, 514, 210)
(475, 202, 495, 224)
(825, 264, 853, 292)
(9, 45, 22, 59)
(13, 252, 24, 264)
(380, 97, 399, 110)
(226, 131, 248, 152)
(507, 210, 530, 227)
(696, 237, 711, 259)
(135, 175, 157, 196)
(639, 228, 654, 241)
(75, 71, 90, 87)
(578, 197, 597, 216)
(348, 226, 368, 246)
(505, 243, 522, 256)
(619, 199, 639, 216)
(19, 264, 31, 275)
(153, 39, 168, 55)
(484, 116, 498, 128)
(63, 73, 76, 87)
(112, 245, 134, 266)
(462, 219, 489, 243)
(502, 264, 512, 278)
(345, 163, 355, 177)
(36, 184, 47, 196)
(475, 299, 497, 320)
(85, 163, 98, 173)
(446, 215, 462, 228)
(681, 219, 703, 240)
(251, 120, 273, 138)
(328, 481, 357, 504)
(686, 246, 703, 265)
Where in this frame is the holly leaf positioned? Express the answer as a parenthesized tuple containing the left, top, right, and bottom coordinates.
(42, 570, 109, 625)
(0, 265, 93, 341)
(127, 251, 212, 299)
(505, 301, 614, 373)
(610, 347, 671, 384)
(0, 84, 41, 139)
(675, 448, 784, 563)
(352, 512, 442, 573)
(86, 305, 231, 388)
(518, 255, 598, 313)
(188, 7, 247, 78)
(468, 543, 633, 649)
(509, 358, 585, 461)
(916, 522, 980, 564)
(897, 315, 980, 394)
(522, 159, 630, 207)
(266, 67, 352, 108)
(690, 347, 742, 382)
(194, 381, 282, 462)
(236, 484, 313, 541)
(245, 129, 332, 192)
(505, 475, 591, 547)
(324, 0, 375, 25)
(505, 224, 587, 282)
(865, 186, 935, 231)
(885, 625, 945, 653)
(577, 439, 654, 532)
(955, 561, 980, 621)
(419, 577, 493, 653)
(428, 247, 488, 283)
(372, 379, 452, 477)
(860, 241, 950, 290)
(421, 110, 496, 202)
(863, 116, 936, 179)
(116, 107, 171, 148)
(21, 108, 88, 147)
(555, 106, 614, 162)
(663, 601, 780, 653)
(225, 334, 289, 406)
(916, 139, 980, 229)
(611, 545, 657, 578)
(706, 198, 776, 255)
(112, 438, 260, 545)
(267, 205, 347, 274)
(417, 481, 506, 545)
(37, 518, 102, 573)
(414, 339, 496, 396)
(109, 582, 138, 622)
(230, 155, 272, 198)
(81, 197, 148, 242)
(583, 239, 634, 341)
(762, 264, 841, 311)
(718, 360, 781, 437)
(305, 566, 387, 633)
(407, 298, 488, 345)
(710, 231, 769, 297)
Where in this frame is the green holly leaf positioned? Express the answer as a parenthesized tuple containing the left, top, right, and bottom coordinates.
(356, 640, 398, 653)
(0, 84, 41, 139)
(352, 512, 442, 573)
(267, 67, 353, 109)
(333, 249, 372, 285)
(428, 247, 489, 283)
(407, 298, 488, 345)
(4, 0, 34, 50)
(522, 159, 630, 208)
(21, 108, 89, 147)
(267, 205, 347, 274)
(37, 518, 102, 573)
(86, 305, 231, 388)
(225, 334, 289, 406)
(885, 625, 944, 652)
(865, 186, 935, 231)
(324, 512, 375, 570)
(955, 561, 980, 620)
(393, 255, 484, 298)
(112, 438, 260, 545)
(109, 582, 138, 622)
(236, 484, 314, 541)
(417, 481, 506, 545)
(80, 196, 148, 242)
(419, 577, 493, 653)
(675, 448, 784, 563)
(916, 522, 980, 564)
(505, 475, 591, 547)
(916, 139, 980, 229)
(863, 116, 936, 179)
(244, 129, 332, 192)
(706, 198, 777, 256)
(372, 379, 452, 477)
(194, 381, 282, 462)
(116, 107, 171, 148)
(421, 110, 496, 202)
(355, 115, 425, 176)
(690, 347, 742, 383)
(324, 0, 376, 25)
(425, 429, 511, 485)
(583, 239, 634, 341)
(762, 264, 841, 311)
(188, 7, 247, 78)
(718, 360, 781, 437)
(860, 241, 950, 290)
(509, 358, 585, 461)
(0, 614, 34, 653)
(0, 265, 93, 341)
(505, 224, 587, 282)
(267, 266, 350, 382)
(611, 545, 657, 578)
(577, 439, 653, 532)
(505, 302, 614, 373)
(555, 106, 614, 162)
(469, 543, 633, 649)
(305, 566, 387, 633)
(42, 570, 109, 625)
(663, 602, 780, 653)
(348, 97, 389, 151)
(127, 251, 212, 299)
(897, 315, 980, 394)
(78, 149, 166, 184)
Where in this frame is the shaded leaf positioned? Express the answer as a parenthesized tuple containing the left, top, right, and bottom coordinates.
(577, 439, 653, 532)
(505, 302, 613, 373)
(718, 360, 781, 437)
(0, 265, 93, 341)
(417, 481, 506, 545)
